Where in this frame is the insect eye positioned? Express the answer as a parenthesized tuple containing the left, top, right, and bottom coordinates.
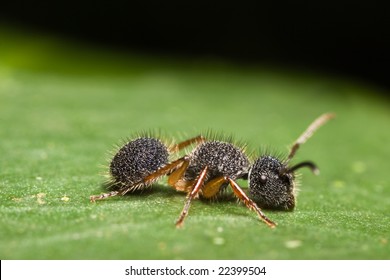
(260, 175, 267, 184)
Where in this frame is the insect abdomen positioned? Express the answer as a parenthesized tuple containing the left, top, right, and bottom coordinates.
(110, 137, 169, 188)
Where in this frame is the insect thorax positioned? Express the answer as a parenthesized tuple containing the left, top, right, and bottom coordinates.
(186, 141, 250, 180)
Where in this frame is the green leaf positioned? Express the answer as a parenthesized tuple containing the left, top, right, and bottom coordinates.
(0, 25, 389, 260)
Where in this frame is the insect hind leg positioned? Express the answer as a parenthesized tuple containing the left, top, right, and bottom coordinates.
(90, 191, 119, 202)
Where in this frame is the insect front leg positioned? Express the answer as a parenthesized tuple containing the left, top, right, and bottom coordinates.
(227, 178, 276, 228)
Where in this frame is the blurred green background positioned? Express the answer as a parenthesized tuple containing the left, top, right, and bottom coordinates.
(0, 25, 389, 260)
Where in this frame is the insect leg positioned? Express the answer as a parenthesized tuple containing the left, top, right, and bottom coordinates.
(138, 157, 188, 186)
(90, 157, 188, 201)
(227, 178, 276, 228)
(90, 191, 119, 202)
(119, 157, 190, 196)
(168, 135, 205, 153)
(167, 156, 192, 192)
(202, 176, 228, 199)
(176, 166, 208, 228)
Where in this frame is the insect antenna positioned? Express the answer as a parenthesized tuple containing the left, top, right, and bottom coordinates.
(283, 161, 319, 175)
(286, 112, 335, 162)
(280, 113, 335, 176)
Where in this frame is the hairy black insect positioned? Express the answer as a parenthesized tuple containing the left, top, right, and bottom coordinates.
(90, 113, 334, 229)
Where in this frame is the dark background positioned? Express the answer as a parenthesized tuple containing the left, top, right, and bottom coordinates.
(1, 1, 389, 89)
